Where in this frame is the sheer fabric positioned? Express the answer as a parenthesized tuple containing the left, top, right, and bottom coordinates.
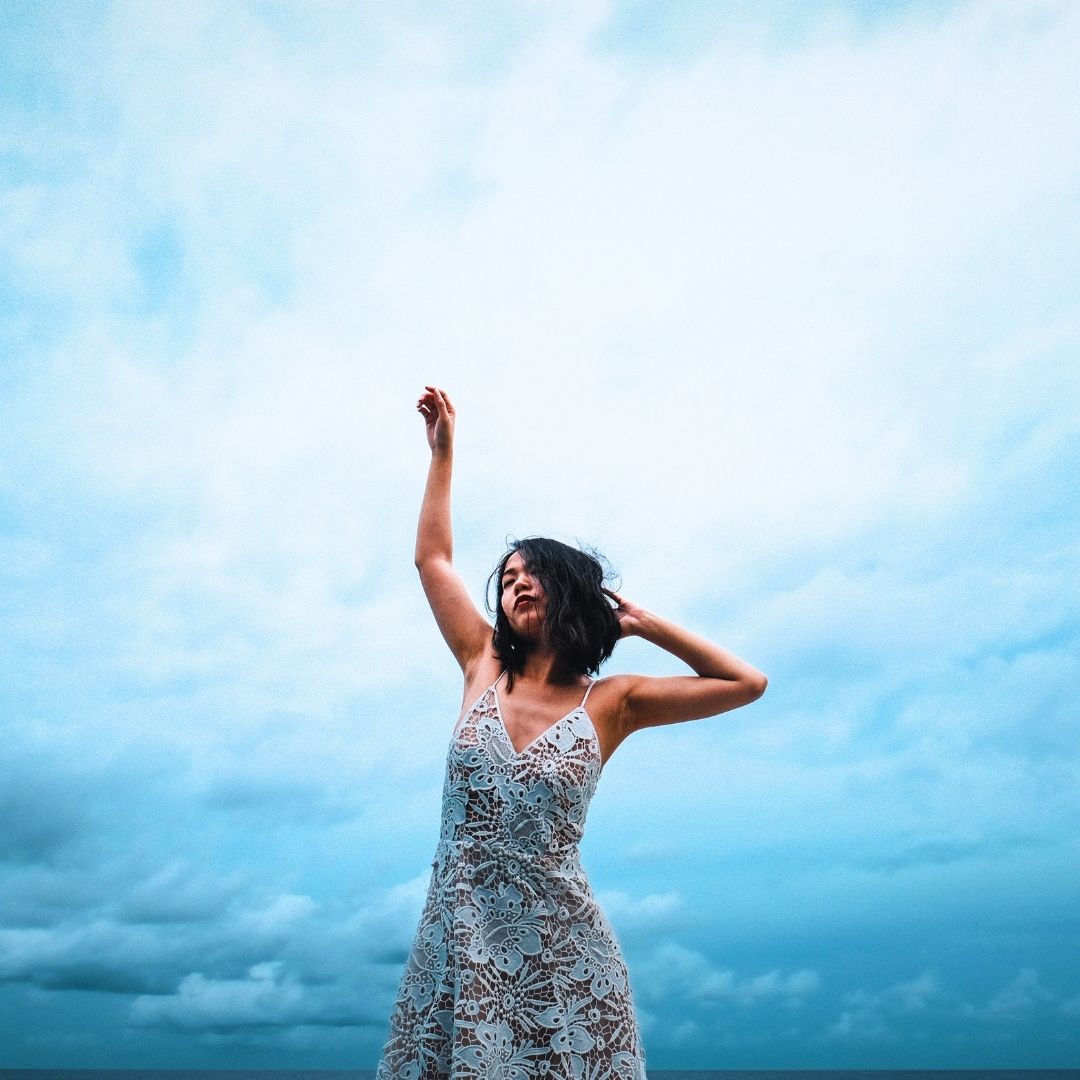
(375, 674, 647, 1079)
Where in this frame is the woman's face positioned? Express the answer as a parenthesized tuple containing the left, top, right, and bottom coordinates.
(500, 551, 546, 639)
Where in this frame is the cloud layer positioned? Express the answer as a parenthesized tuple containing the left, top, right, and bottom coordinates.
(2, 0, 1078, 1069)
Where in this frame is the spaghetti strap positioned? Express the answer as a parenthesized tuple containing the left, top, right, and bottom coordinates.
(492, 669, 508, 690)
(580, 678, 596, 709)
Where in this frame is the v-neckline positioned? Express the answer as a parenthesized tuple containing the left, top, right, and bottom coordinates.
(491, 681, 590, 758)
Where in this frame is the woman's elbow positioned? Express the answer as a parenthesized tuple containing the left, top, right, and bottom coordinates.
(415, 552, 449, 574)
(746, 672, 768, 701)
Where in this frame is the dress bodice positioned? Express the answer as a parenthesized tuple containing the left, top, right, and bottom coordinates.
(431, 679, 600, 888)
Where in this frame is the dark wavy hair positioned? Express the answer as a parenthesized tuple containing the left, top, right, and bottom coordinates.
(486, 537, 621, 690)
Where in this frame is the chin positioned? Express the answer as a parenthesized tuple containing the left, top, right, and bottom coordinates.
(514, 616, 544, 640)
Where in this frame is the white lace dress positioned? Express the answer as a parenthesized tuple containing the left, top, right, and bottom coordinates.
(375, 673, 648, 1079)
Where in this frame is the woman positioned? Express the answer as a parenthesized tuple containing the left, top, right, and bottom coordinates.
(375, 386, 767, 1079)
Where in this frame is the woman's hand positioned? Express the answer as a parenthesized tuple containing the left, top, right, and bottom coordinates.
(417, 385, 456, 454)
(603, 588, 649, 639)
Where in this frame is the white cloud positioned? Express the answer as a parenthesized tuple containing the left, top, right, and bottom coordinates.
(827, 967, 1080, 1046)
(635, 941, 820, 1007)
(827, 971, 946, 1042)
(978, 968, 1057, 1019)
(345, 871, 433, 957)
(129, 960, 357, 1031)
(596, 888, 682, 931)
(236, 894, 318, 936)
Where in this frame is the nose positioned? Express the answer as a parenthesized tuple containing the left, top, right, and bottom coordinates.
(513, 571, 537, 594)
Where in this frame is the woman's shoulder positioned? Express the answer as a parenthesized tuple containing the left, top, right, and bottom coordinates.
(586, 672, 663, 731)
(584, 673, 640, 726)
(589, 673, 642, 697)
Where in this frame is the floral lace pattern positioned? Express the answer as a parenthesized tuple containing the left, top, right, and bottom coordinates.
(375, 678, 647, 1079)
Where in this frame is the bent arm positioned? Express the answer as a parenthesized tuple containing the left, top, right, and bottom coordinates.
(607, 594, 766, 733)
(414, 387, 491, 673)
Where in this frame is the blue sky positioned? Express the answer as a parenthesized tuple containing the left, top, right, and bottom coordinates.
(2, 0, 1079, 1070)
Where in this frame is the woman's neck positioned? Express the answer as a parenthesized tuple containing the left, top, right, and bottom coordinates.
(515, 647, 583, 687)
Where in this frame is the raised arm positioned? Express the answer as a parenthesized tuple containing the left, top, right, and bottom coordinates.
(414, 386, 492, 674)
(604, 588, 767, 734)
